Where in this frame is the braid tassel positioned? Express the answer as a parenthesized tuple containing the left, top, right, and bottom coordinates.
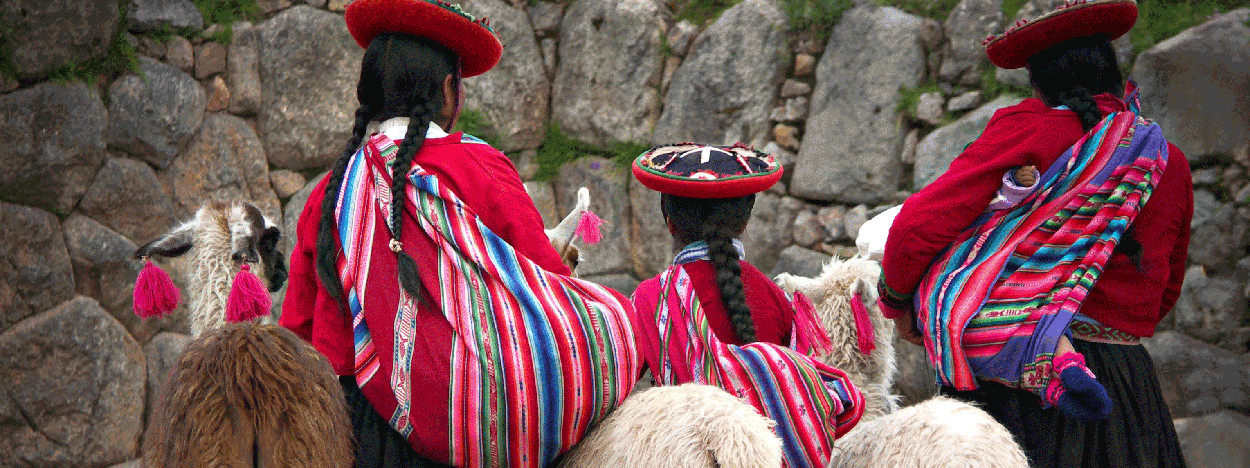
(133, 259, 180, 318)
(226, 264, 271, 323)
(850, 293, 877, 355)
(790, 291, 833, 356)
(574, 210, 604, 245)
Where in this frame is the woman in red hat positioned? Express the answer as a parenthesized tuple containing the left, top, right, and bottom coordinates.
(280, 1, 637, 466)
(629, 144, 864, 468)
(878, 1, 1190, 466)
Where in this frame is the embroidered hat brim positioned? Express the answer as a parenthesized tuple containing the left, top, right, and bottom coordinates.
(632, 144, 783, 199)
(985, 0, 1137, 69)
(345, 0, 502, 77)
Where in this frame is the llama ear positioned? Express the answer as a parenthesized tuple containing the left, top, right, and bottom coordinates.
(851, 277, 878, 304)
(134, 221, 196, 259)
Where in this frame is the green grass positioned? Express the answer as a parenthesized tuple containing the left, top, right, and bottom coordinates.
(876, 0, 961, 20)
(1001, 0, 1029, 20)
(781, 0, 854, 40)
(1132, 0, 1244, 53)
(532, 122, 650, 181)
(191, 0, 263, 44)
(895, 82, 942, 115)
(46, 0, 141, 84)
(979, 65, 1030, 100)
(674, 0, 742, 25)
(453, 109, 501, 148)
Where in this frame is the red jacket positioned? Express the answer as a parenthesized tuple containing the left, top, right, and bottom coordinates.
(280, 131, 569, 462)
(882, 96, 1192, 337)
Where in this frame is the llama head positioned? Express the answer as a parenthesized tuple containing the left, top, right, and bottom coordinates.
(774, 256, 898, 417)
(135, 202, 288, 292)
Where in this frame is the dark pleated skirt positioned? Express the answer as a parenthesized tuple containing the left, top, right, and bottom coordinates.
(941, 339, 1186, 468)
(341, 376, 453, 468)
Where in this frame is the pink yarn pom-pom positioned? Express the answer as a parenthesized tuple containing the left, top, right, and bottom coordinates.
(226, 264, 271, 323)
(574, 210, 604, 245)
(791, 292, 833, 356)
(851, 293, 877, 356)
(133, 260, 180, 318)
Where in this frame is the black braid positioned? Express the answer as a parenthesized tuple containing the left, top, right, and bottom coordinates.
(662, 194, 757, 343)
(706, 210, 755, 343)
(389, 98, 441, 301)
(316, 104, 374, 301)
(1057, 85, 1102, 131)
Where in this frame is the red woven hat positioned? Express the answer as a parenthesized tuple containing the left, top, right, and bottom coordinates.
(632, 144, 783, 199)
(984, 0, 1137, 69)
(345, 0, 502, 77)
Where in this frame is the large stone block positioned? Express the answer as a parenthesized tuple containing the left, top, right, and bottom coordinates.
(938, 0, 1003, 85)
(629, 177, 672, 279)
(893, 335, 939, 407)
(259, 6, 364, 169)
(554, 158, 631, 276)
(166, 114, 281, 221)
(143, 332, 191, 425)
(552, 0, 665, 145)
(108, 58, 206, 168)
(0, 83, 108, 214)
(79, 157, 179, 243)
(126, 0, 203, 33)
(62, 214, 169, 343)
(1175, 410, 1250, 468)
(1133, 9, 1250, 160)
(0, 203, 75, 331)
(1142, 331, 1250, 418)
(913, 95, 1024, 189)
(652, 0, 789, 147)
(1188, 201, 1250, 269)
(0, 0, 119, 81)
(770, 245, 830, 278)
(227, 22, 262, 115)
(740, 193, 803, 273)
(1172, 266, 1250, 346)
(460, 0, 549, 151)
(0, 297, 145, 466)
(790, 6, 927, 204)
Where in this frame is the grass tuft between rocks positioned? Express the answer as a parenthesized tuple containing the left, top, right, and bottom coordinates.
(532, 123, 650, 182)
(781, 0, 854, 41)
(46, 0, 142, 84)
(192, 0, 263, 45)
(1132, 0, 1245, 54)
(674, 0, 742, 25)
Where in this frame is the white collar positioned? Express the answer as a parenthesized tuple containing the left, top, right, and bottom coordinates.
(375, 117, 450, 141)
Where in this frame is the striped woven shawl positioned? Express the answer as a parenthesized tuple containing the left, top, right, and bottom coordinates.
(335, 134, 639, 467)
(646, 266, 863, 468)
(915, 84, 1168, 398)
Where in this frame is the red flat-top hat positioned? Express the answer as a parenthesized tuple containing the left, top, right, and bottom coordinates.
(632, 144, 783, 199)
(345, 0, 502, 77)
(985, 0, 1138, 69)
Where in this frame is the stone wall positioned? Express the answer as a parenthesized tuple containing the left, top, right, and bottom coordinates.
(0, 0, 1246, 465)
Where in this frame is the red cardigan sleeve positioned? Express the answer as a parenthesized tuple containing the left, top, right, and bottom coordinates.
(1158, 142, 1193, 320)
(279, 175, 331, 342)
(881, 111, 1050, 299)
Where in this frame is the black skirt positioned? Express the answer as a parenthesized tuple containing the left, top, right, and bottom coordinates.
(940, 339, 1186, 468)
(341, 376, 453, 468)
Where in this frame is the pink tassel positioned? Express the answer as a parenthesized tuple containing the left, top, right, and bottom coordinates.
(574, 210, 604, 245)
(791, 292, 833, 356)
(226, 264, 271, 323)
(851, 293, 877, 356)
(133, 260, 181, 318)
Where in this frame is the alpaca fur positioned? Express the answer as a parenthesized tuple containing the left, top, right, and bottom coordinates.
(144, 323, 353, 467)
(829, 396, 1028, 468)
(136, 202, 287, 337)
(559, 384, 783, 468)
(774, 256, 900, 421)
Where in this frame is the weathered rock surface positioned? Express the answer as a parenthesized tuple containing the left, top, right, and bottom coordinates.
(0, 203, 75, 331)
(553, 0, 665, 145)
(741, 193, 803, 273)
(791, 6, 926, 204)
(62, 214, 165, 342)
(461, 0, 549, 151)
(269, 169, 307, 199)
(939, 0, 1003, 85)
(1175, 410, 1250, 468)
(914, 91, 945, 125)
(653, 0, 789, 146)
(228, 22, 262, 115)
(1172, 267, 1250, 346)
(1142, 331, 1250, 418)
(527, 1, 564, 33)
(1134, 9, 1250, 159)
(525, 181, 559, 227)
(0, 297, 145, 467)
(79, 157, 178, 243)
(166, 114, 281, 220)
(108, 58, 207, 168)
(126, 0, 203, 32)
(913, 95, 1024, 188)
(629, 177, 671, 279)
(770, 245, 830, 278)
(555, 158, 631, 276)
(0, 83, 108, 214)
(195, 41, 228, 80)
(165, 35, 195, 72)
(893, 336, 939, 406)
(0, 0, 119, 80)
(143, 332, 190, 424)
(947, 90, 983, 113)
(279, 172, 327, 271)
(1188, 202, 1249, 268)
(259, 6, 363, 169)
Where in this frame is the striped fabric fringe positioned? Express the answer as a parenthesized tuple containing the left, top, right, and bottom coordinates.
(647, 266, 863, 468)
(914, 82, 1168, 399)
(336, 134, 639, 467)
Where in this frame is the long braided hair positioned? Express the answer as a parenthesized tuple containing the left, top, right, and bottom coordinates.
(662, 194, 757, 343)
(1028, 34, 1144, 266)
(316, 33, 461, 303)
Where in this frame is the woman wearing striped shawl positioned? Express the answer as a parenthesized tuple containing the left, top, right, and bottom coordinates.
(281, 1, 637, 466)
(877, 1, 1191, 467)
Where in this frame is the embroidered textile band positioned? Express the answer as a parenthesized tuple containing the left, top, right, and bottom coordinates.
(1070, 316, 1139, 344)
(672, 239, 746, 265)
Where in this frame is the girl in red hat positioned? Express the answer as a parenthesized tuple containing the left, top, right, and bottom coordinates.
(630, 144, 864, 468)
(281, 1, 637, 466)
(878, 1, 1190, 466)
